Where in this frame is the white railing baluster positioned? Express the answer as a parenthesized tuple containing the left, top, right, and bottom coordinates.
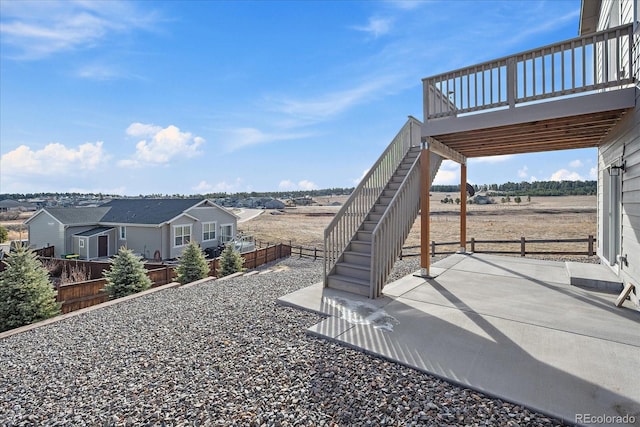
(324, 117, 422, 287)
(422, 23, 635, 120)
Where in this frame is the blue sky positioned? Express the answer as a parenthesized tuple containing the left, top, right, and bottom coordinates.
(0, 0, 595, 196)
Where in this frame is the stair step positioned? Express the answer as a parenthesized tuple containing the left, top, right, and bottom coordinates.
(327, 274, 370, 296)
(378, 196, 393, 205)
(349, 240, 371, 253)
(367, 212, 382, 222)
(335, 262, 370, 280)
(343, 250, 371, 266)
(356, 230, 372, 241)
(372, 204, 387, 213)
(362, 222, 377, 231)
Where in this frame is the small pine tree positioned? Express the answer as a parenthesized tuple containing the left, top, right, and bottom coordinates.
(0, 225, 8, 243)
(0, 245, 60, 332)
(218, 244, 244, 278)
(175, 241, 210, 284)
(103, 247, 152, 299)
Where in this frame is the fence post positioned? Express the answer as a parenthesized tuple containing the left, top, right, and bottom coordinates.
(520, 237, 526, 257)
(588, 235, 594, 256)
(470, 237, 475, 253)
(431, 241, 436, 257)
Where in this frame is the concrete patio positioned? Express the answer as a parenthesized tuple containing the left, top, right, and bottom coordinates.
(278, 253, 640, 427)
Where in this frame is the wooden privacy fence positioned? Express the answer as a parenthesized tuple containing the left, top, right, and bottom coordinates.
(400, 235, 597, 258)
(56, 243, 291, 314)
(57, 268, 175, 314)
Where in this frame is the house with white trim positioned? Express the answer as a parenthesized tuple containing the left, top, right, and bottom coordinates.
(25, 199, 238, 260)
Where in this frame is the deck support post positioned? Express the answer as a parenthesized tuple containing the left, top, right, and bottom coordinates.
(420, 146, 431, 277)
(460, 163, 467, 253)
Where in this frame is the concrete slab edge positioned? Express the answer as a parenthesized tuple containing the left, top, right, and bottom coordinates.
(0, 281, 182, 340)
(304, 324, 579, 427)
(275, 296, 330, 318)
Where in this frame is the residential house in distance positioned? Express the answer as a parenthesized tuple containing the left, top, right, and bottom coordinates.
(25, 199, 238, 260)
(324, 0, 639, 308)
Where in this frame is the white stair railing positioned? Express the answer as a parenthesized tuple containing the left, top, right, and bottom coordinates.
(369, 150, 443, 298)
(323, 116, 422, 285)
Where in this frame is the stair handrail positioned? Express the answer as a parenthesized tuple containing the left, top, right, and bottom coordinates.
(324, 116, 423, 285)
(369, 146, 444, 297)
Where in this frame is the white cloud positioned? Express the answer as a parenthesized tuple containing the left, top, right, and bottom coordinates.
(278, 180, 296, 190)
(220, 127, 312, 152)
(192, 178, 244, 193)
(432, 160, 459, 185)
(569, 159, 583, 168)
(270, 75, 399, 123)
(118, 123, 204, 167)
(549, 169, 583, 181)
(353, 168, 370, 185)
(469, 155, 514, 164)
(278, 179, 318, 191)
(298, 180, 318, 190)
(589, 167, 597, 179)
(0, 0, 159, 60)
(352, 17, 393, 38)
(517, 166, 529, 179)
(0, 141, 109, 176)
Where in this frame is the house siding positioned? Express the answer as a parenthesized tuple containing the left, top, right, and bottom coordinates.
(188, 206, 238, 250)
(598, 86, 640, 306)
(27, 212, 64, 257)
(596, 0, 639, 308)
(117, 226, 163, 260)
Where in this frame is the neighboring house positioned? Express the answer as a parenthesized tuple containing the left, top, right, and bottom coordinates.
(264, 199, 286, 209)
(0, 199, 37, 212)
(25, 199, 239, 260)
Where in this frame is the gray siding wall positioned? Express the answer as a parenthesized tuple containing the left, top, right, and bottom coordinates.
(169, 217, 196, 259)
(27, 212, 64, 257)
(117, 226, 163, 260)
(598, 87, 640, 307)
(188, 206, 238, 250)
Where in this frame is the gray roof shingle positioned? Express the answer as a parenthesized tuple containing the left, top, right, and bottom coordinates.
(98, 198, 204, 225)
(44, 207, 110, 225)
(37, 199, 205, 226)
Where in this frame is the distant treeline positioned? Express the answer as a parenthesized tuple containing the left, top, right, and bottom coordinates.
(2, 181, 596, 200)
(432, 180, 597, 196)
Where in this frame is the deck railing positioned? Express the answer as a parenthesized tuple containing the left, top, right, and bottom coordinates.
(323, 116, 422, 285)
(369, 150, 424, 298)
(423, 23, 637, 120)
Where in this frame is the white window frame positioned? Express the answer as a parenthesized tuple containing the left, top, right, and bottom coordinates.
(119, 226, 126, 240)
(220, 223, 234, 243)
(173, 224, 192, 247)
(79, 239, 85, 249)
(202, 222, 216, 241)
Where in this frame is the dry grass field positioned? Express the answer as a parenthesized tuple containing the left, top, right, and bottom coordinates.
(0, 212, 31, 242)
(239, 193, 597, 258)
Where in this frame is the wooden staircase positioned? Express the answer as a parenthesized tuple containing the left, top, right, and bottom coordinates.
(324, 117, 444, 298)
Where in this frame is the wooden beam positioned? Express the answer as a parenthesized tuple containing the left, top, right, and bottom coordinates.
(426, 137, 466, 164)
(460, 163, 467, 252)
(420, 148, 431, 276)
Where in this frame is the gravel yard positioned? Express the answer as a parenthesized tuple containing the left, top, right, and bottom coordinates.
(0, 257, 565, 426)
